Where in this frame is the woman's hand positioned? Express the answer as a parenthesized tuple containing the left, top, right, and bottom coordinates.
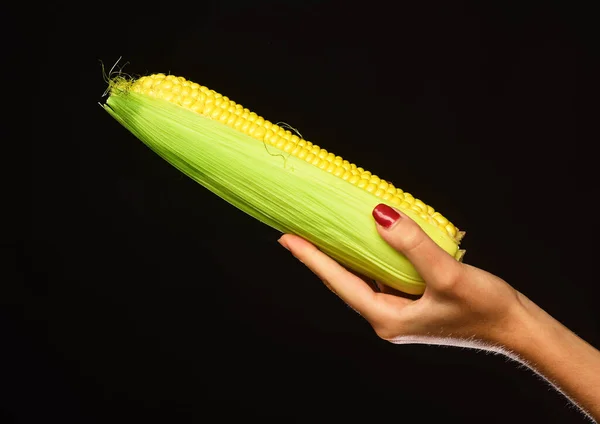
(278, 204, 600, 422)
(278, 204, 523, 345)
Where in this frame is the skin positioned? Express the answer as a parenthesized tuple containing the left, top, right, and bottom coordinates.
(278, 207, 600, 422)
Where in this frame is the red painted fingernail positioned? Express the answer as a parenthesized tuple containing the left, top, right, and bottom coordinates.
(372, 204, 401, 229)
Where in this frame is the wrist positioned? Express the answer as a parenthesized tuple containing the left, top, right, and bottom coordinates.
(496, 290, 592, 368)
(492, 291, 600, 421)
(488, 291, 548, 354)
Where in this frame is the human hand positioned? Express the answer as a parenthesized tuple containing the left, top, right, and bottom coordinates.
(279, 204, 600, 421)
(278, 204, 524, 346)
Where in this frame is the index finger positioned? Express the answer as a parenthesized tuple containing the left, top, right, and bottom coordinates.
(278, 234, 411, 321)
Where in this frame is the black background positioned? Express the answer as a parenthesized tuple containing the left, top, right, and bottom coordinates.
(8, 1, 599, 423)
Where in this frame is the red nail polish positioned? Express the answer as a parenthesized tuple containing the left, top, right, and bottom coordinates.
(372, 204, 401, 228)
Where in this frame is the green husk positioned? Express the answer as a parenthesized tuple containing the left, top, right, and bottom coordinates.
(103, 85, 458, 294)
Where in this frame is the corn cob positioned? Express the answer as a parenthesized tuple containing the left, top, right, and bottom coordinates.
(103, 73, 465, 294)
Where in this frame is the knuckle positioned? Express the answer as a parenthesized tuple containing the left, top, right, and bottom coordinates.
(398, 222, 427, 254)
(295, 243, 320, 265)
(305, 244, 321, 261)
(371, 307, 404, 340)
(374, 326, 398, 341)
(434, 263, 464, 292)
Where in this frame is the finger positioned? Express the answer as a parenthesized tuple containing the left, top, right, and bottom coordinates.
(278, 234, 376, 312)
(372, 204, 463, 290)
(363, 278, 381, 293)
(278, 234, 410, 320)
(351, 272, 380, 293)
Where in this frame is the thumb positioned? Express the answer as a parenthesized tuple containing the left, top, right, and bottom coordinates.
(372, 203, 463, 290)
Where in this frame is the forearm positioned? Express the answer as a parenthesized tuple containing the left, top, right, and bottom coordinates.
(501, 293, 600, 422)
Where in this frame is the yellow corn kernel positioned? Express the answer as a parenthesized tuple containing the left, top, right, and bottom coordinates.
(123, 73, 462, 243)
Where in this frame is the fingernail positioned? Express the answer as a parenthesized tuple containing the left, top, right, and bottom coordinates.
(278, 237, 290, 251)
(372, 204, 401, 229)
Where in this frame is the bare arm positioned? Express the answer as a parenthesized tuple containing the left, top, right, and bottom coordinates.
(278, 204, 600, 422)
(504, 293, 600, 421)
